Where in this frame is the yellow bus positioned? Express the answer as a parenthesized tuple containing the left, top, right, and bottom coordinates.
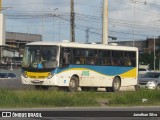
(21, 41, 138, 92)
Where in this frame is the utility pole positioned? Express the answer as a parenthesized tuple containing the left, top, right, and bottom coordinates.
(70, 0, 75, 42)
(154, 36, 156, 71)
(133, 0, 137, 47)
(0, 0, 2, 63)
(85, 28, 90, 43)
(0, 0, 5, 46)
(102, 0, 108, 45)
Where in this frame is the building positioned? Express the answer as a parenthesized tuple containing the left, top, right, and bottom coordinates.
(0, 32, 42, 58)
(113, 37, 160, 53)
(0, 32, 42, 68)
(115, 40, 147, 52)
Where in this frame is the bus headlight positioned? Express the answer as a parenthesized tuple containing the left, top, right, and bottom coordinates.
(47, 73, 54, 79)
(22, 72, 28, 78)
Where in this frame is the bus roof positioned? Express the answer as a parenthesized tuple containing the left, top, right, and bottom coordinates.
(26, 41, 138, 51)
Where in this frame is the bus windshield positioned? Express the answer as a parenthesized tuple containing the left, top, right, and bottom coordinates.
(22, 45, 58, 71)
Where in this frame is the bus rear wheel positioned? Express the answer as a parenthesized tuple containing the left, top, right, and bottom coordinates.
(112, 77, 121, 92)
(106, 77, 121, 92)
(68, 76, 78, 92)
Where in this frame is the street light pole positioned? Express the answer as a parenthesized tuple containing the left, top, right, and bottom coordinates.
(49, 8, 58, 41)
(154, 36, 156, 71)
(56, 21, 64, 41)
(42, 0, 45, 41)
(133, 0, 136, 47)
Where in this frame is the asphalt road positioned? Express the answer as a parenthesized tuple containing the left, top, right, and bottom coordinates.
(0, 107, 160, 120)
(0, 69, 34, 89)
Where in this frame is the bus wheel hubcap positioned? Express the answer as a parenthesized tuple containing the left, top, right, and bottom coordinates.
(70, 80, 76, 88)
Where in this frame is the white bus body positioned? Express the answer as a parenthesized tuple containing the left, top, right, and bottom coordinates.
(21, 41, 138, 92)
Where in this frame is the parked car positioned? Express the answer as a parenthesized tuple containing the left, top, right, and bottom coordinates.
(138, 68, 149, 77)
(138, 72, 160, 90)
(0, 73, 17, 78)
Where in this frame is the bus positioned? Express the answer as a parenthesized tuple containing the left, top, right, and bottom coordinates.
(21, 41, 138, 92)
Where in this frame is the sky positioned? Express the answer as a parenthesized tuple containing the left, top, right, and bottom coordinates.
(2, 0, 160, 43)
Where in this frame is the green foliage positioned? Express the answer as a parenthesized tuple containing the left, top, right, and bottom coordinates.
(0, 89, 160, 108)
(139, 52, 160, 70)
(139, 53, 153, 65)
(110, 89, 160, 106)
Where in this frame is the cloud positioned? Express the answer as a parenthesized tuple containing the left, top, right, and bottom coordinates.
(108, 0, 160, 40)
(3, 0, 160, 42)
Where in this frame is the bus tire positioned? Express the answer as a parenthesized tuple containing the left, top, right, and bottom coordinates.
(68, 76, 78, 92)
(111, 77, 121, 92)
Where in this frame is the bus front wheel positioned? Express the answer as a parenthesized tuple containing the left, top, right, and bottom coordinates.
(68, 76, 79, 92)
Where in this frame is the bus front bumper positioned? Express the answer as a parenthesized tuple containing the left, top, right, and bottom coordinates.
(21, 75, 58, 86)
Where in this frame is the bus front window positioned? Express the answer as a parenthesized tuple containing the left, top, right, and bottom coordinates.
(22, 45, 58, 70)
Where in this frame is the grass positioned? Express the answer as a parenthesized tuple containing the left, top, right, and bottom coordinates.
(0, 89, 160, 108)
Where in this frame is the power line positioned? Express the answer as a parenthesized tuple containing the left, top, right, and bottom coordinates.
(114, 0, 160, 16)
(4, 0, 160, 41)
(6, 13, 158, 40)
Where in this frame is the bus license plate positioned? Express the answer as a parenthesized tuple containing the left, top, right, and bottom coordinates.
(32, 80, 43, 83)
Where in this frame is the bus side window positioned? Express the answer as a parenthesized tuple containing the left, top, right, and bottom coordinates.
(74, 57, 80, 64)
(63, 51, 69, 64)
(80, 57, 85, 64)
(123, 53, 132, 66)
(61, 48, 71, 67)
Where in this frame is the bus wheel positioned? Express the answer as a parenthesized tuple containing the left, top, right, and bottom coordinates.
(68, 76, 78, 92)
(111, 77, 121, 92)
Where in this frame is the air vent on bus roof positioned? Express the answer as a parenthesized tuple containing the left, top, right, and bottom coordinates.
(91, 42, 96, 44)
(109, 43, 118, 46)
(62, 40, 70, 43)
